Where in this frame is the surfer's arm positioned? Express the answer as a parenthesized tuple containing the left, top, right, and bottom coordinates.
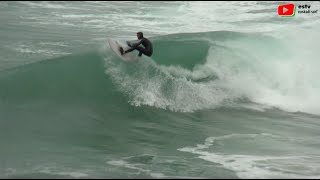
(124, 40, 143, 54)
(130, 39, 143, 48)
(126, 41, 133, 47)
(127, 39, 143, 48)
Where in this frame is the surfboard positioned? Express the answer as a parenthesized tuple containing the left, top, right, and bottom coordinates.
(108, 39, 138, 62)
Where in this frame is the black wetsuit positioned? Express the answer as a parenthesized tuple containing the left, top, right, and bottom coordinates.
(125, 38, 153, 57)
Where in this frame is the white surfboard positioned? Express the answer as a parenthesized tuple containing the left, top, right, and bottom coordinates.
(108, 39, 138, 62)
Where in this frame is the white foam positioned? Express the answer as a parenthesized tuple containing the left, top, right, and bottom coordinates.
(104, 56, 236, 112)
(178, 133, 320, 179)
(107, 160, 149, 173)
(32, 165, 90, 178)
(108, 159, 205, 179)
(12, 1, 320, 38)
(190, 25, 320, 116)
(108, 160, 160, 177)
(13, 47, 70, 56)
(19, 1, 287, 36)
(56, 172, 88, 178)
(58, 14, 97, 18)
(11, 44, 71, 56)
(39, 42, 68, 47)
(105, 25, 320, 115)
(18, 1, 81, 10)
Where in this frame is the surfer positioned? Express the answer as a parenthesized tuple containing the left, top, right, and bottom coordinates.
(120, 32, 153, 57)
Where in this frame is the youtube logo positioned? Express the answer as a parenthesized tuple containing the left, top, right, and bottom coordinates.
(278, 4, 295, 16)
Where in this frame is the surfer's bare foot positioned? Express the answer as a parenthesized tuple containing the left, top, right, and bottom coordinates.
(119, 47, 124, 55)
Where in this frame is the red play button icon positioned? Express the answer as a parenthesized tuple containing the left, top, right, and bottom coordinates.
(278, 4, 295, 16)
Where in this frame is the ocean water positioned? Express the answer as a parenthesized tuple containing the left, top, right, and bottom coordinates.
(1, 1, 320, 179)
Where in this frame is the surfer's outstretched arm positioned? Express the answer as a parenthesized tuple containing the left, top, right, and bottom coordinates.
(124, 40, 143, 54)
(130, 40, 143, 48)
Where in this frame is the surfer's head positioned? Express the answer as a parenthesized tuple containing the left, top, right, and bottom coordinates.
(137, 32, 143, 39)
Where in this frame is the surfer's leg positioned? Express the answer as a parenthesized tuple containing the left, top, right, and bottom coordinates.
(119, 47, 124, 55)
(124, 47, 135, 54)
(124, 46, 147, 56)
(136, 47, 146, 57)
